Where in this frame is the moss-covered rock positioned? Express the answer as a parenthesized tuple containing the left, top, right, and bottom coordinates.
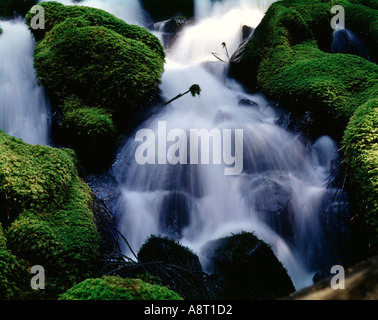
(0, 130, 101, 299)
(0, 0, 36, 18)
(229, 0, 377, 139)
(58, 275, 183, 300)
(138, 235, 203, 273)
(201, 232, 295, 299)
(141, 0, 194, 21)
(25, 2, 165, 172)
(0, 225, 30, 300)
(343, 98, 378, 253)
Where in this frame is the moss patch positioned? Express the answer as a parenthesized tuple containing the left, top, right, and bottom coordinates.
(0, 131, 100, 299)
(59, 275, 183, 300)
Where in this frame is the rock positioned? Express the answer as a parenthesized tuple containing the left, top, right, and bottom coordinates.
(152, 17, 189, 48)
(286, 256, 378, 300)
(138, 235, 203, 273)
(242, 25, 254, 41)
(159, 192, 194, 240)
(238, 98, 259, 107)
(201, 232, 295, 299)
(242, 173, 295, 239)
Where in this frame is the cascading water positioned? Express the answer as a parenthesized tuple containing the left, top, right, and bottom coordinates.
(103, 1, 351, 290)
(0, 18, 50, 146)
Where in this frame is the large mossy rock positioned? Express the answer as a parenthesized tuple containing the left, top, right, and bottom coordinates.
(343, 98, 378, 255)
(201, 232, 295, 299)
(0, 0, 36, 18)
(229, 0, 377, 140)
(229, 0, 378, 255)
(59, 275, 183, 300)
(0, 130, 101, 299)
(25, 2, 165, 172)
(141, 0, 194, 21)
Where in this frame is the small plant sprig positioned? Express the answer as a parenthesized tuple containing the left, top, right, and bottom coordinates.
(164, 84, 202, 105)
(211, 42, 230, 63)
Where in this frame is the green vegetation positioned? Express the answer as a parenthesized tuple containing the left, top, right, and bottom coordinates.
(0, 131, 100, 299)
(25, 2, 165, 171)
(164, 84, 202, 105)
(230, 0, 378, 254)
(343, 98, 378, 253)
(0, 225, 30, 299)
(59, 276, 183, 300)
(0, 0, 36, 18)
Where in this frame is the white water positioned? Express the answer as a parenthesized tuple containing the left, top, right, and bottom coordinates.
(108, 1, 346, 290)
(0, 19, 50, 145)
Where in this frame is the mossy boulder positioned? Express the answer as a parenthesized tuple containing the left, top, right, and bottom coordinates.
(201, 232, 295, 299)
(0, 130, 101, 299)
(138, 235, 203, 273)
(0, 0, 36, 18)
(342, 98, 378, 253)
(0, 225, 30, 300)
(229, 0, 378, 140)
(128, 235, 216, 299)
(141, 0, 194, 21)
(59, 275, 183, 300)
(25, 2, 165, 172)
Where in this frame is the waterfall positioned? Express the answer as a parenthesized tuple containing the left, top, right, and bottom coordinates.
(0, 18, 50, 146)
(106, 1, 350, 290)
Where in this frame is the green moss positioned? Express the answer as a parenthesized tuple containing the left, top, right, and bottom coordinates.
(0, 246, 30, 300)
(231, 0, 377, 138)
(342, 98, 378, 252)
(26, 1, 165, 59)
(138, 235, 203, 273)
(0, 130, 100, 299)
(0, 130, 77, 219)
(58, 276, 183, 300)
(33, 16, 164, 117)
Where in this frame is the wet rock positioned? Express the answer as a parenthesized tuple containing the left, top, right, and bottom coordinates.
(138, 235, 203, 273)
(159, 192, 194, 240)
(152, 17, 189, 48)
(286, 256, 378, 300)
(242, 173, 295, 239)
(201, 232, 295, 299)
